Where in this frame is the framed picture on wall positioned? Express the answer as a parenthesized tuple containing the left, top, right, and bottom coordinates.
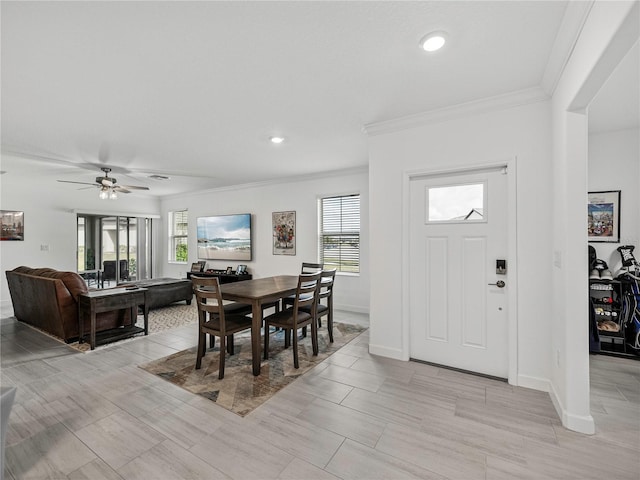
(1, 210, 24, 241)
(272, 211, 296, 255)
(588, 190, 620, 243)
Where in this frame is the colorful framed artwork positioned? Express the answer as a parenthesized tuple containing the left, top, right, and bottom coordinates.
(588, 191, 620, 243)
(272, 211, 296, 255)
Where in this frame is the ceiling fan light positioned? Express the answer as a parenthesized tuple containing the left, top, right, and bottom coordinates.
(420, 32, 447, 52)
(109, 189, 118, 200)
(99, 188, 109, 200)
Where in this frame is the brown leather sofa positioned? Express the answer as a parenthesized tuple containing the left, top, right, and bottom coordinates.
(5, 266, 130, 342)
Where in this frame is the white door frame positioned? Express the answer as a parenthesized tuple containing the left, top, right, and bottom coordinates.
(401, 158, 519, 385)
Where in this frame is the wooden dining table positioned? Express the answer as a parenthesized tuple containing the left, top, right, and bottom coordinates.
(220, 275, 299, 376)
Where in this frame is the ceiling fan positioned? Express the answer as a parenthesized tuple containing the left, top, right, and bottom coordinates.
(57, 167, 150, 199)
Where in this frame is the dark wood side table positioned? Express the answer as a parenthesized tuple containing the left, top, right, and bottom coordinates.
(78, 287, 149, 350)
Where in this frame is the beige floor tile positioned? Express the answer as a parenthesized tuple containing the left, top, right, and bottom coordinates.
(376, 422, 486, 480)
(485, 455, 546, 480)
(117, 439, 229, 480)
(139, 401, 223, 449)
(298, 397, 387, 447)
(46, 390, 121, 432)
(324, 351, 359, 368)
(455, 398, 558, 444)
(119, 338, 183, 360)
(520, 434, 639, 480)
(5, 395, 65, 446)
(109, 384, 183, 418)
(278, 458, 341, 480)
(75, 411, 167, 470)
(485, 384, 560, 421)
(341, 386, 440, 427)
(318, 363, 386, 392)
(251, 411, 345, 468)
(325, 439, 446, 480)
(378, 378, 458, 415)
(419, 408, 527, 465)
(410, 371, 487, 402)
(190, 421, 294, 479)
(5, 423, 97, 479)
(68, 459, 124, 480)
(2, 359, 61, 386)
(289, 374, 354, 404)
(349, 356, 416, 383)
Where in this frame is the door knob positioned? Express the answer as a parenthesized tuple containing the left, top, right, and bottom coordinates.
(488, 280, 506, 288)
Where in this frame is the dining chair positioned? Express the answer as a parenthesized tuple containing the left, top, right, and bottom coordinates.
(282, 262, 323, 310)
(300, 268, 337, 342)
(191, 276, 253, 379)
(102, 260, 116, 286)
(263, 272, 322, 369)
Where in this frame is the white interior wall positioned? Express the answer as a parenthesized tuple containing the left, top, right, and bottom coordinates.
(159, 170, 370, 313)
(367, 100, 553, 388)
(0, 169, 161, 310)
(549, 0, 638, 434)
(588, 128, 640, 270)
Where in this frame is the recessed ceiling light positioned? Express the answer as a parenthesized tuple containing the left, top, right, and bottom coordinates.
(270, 136, 285, 144)
(420, 32, 447, 52)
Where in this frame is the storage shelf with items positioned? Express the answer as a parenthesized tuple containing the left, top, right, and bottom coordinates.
(590, 279, 623, 338)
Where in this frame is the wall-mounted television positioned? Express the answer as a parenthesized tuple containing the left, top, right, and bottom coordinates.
(197, 213, 252, 261)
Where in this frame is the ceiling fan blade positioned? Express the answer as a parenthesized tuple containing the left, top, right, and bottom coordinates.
(57, 180, 98, 187)
(119, 185, 149, 190)
(101, 178, 114, 187)
(113, 186, 131, 194)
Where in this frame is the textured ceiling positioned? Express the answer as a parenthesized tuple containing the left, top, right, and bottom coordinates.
(2, 0, 616, 198)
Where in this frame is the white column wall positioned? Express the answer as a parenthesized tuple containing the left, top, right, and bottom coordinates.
(367, 101, 553, 386)
(549, 0, 638, 434)
(159, 170, 370, 313)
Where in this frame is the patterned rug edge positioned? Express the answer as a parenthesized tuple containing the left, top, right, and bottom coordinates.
(138, 322, 368, 417)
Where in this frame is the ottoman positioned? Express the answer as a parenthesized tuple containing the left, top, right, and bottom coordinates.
(120, 278, 193, 309)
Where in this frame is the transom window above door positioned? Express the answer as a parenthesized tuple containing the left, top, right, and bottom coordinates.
(426, 182, 486, 223)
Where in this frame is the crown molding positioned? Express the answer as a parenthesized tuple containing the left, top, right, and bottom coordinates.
(72, 209, 161, 218)
(540, 0, 595, 96)
(363, 86, 549, 136)
(161, 165, 369, 201)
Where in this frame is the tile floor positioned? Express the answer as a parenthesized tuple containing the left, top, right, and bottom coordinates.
(1, 308, 639, 480)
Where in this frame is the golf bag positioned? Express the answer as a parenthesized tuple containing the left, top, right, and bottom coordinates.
(617, 246, 640, 352)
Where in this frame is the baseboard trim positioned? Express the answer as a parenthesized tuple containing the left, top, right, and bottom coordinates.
(368, 344, 407, 360)
(335, 304, 369, 314)
(516, 374, 550, 392)
(549, 382, 595, 434)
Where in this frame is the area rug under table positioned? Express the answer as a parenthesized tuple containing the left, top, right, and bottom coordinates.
(139, 322, 367, 416)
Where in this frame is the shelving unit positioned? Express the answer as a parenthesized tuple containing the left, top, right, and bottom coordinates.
(590, 278, 637, 358)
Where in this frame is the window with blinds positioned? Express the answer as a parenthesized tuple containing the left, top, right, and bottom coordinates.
(169, 209, 188, 263)
(319, 194, 360, 273)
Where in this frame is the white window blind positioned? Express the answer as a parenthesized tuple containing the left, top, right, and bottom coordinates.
(319, 194, 360, 273)
(169, 210, 188, 262)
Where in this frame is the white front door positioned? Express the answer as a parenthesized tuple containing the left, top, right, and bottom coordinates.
(409, 167, 509, 378)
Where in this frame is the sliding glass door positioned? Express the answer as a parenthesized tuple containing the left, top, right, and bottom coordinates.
(77, 214, 153, 285)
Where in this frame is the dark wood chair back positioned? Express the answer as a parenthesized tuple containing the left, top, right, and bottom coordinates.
(191, 275, 252, 379)
(301, 262, 323, 274)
